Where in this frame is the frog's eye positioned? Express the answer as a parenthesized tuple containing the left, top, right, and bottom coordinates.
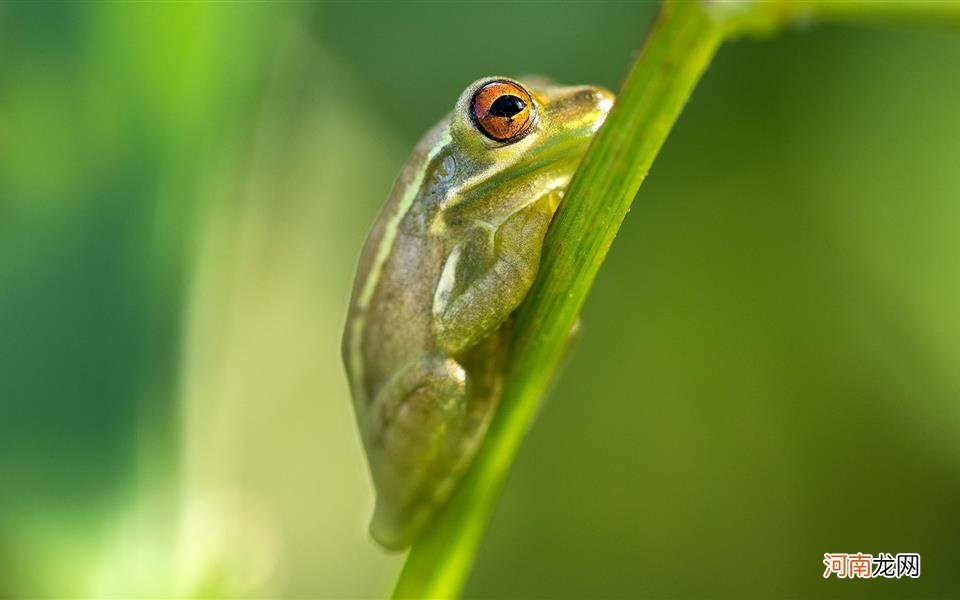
(470, 80, 534, 143)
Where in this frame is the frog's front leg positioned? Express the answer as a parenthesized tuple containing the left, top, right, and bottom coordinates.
(433, 190, 561, 356)
(368, 355, 468, 550)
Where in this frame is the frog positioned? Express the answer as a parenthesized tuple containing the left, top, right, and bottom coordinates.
(342, 76, 613, 550)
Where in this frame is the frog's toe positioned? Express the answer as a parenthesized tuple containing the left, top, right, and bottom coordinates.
(369, 498, 425, 551)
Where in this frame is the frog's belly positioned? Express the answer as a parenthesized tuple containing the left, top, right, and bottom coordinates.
(359, 231, 446, 405)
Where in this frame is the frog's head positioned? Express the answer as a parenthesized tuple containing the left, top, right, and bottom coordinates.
(427, 76, 614, 230)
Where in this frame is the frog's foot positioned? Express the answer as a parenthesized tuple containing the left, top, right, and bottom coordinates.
(368, 357, 469, 550)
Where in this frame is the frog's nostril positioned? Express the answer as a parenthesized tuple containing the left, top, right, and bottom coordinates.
(488, 95, 525, 118)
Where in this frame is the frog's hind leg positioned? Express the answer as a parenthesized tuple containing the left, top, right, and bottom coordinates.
(367, 356, 470, 550)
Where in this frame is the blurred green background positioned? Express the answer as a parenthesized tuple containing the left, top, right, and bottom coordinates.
(2, 2, 959, 598)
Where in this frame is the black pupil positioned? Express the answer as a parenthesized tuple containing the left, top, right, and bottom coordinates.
(488, 94, 525, 118)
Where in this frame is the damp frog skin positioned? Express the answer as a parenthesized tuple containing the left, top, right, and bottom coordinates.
(342, 77, 613, 550)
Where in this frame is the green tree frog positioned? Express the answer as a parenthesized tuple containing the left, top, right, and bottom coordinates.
(342, 76, 613, 550)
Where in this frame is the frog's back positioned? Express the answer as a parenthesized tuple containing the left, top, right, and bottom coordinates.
(354, 229, 445, 403)
(342, 122, 451, 420)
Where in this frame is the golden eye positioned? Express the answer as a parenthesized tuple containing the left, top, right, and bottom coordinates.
(470, 80, 534, 143)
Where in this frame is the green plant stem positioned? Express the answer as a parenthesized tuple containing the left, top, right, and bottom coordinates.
(392, 1, 960, 598)
(393, 2, 722, 598)
(712, 0, 960, 37)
